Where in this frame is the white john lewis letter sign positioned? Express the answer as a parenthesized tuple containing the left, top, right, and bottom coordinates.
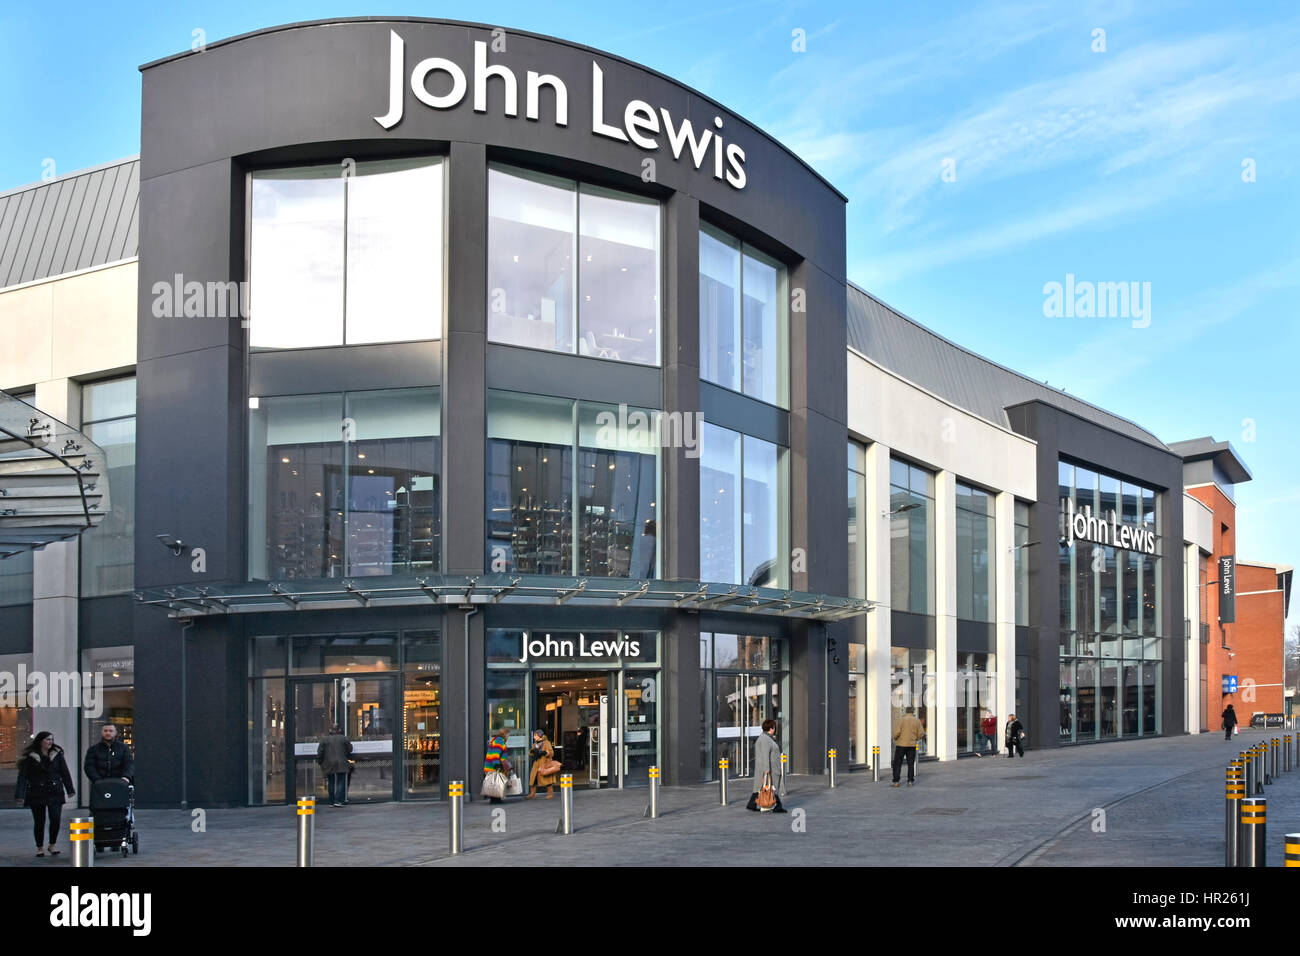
(374, 31, 748, 189)
(1062, 499, 1156, 554)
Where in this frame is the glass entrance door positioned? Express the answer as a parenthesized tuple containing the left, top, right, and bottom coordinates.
(535, 671, 610, 789)
(288, 676, 397, 803)
(715, 673, 770, 779)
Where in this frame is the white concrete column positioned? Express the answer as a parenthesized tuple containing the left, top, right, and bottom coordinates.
(1185, 542, 1201, 734)
(30, 378, 81, 759)
(994, 492, 1017, 737)
(933, 470, 958, 761)
(864, 442, 893, 770)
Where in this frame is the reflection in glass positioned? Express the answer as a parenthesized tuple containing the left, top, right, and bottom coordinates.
(700, 423, 742, 583)
(742, 436, 779, 587)
(699, 226, 741, 390)
(577, 403, 657, 578)
(250, 169, 345, 348)
(346, 159, 444, 344)
(579, 185, 660, 365)
(487, 166, 575, 354)
(251, 159, 443, 349)
(741, 247, 785, 404)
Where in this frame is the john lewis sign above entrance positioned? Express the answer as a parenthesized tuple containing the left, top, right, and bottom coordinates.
(1062, 499, 1157, 554)
(374, 31, 749, 189)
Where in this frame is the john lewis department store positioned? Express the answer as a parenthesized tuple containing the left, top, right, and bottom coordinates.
(0, 18, 1209, 808)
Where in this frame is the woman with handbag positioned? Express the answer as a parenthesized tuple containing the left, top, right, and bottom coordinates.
(483, 726, 512, 804)
(746, 719, 787, 813)
(13, 731, 76, 856)
(527, 729, 561, 799)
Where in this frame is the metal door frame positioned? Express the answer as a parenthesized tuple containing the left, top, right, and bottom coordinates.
(285, 672, 399, 804)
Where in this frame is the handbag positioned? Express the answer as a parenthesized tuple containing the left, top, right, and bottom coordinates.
(537, 758, 562, 777)
(505, 772, 523, 796)
(482, 770, 507, 799)
(756, 771, 777, 811)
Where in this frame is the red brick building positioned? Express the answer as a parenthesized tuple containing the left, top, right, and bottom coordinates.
(1172, 438, 1293, 729)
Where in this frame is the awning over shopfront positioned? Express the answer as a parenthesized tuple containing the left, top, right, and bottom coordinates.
(134, 573, 877, 622)
(0, 389, 109, 557)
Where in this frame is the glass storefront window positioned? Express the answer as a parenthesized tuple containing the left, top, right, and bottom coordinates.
(849, 642, 867, 764)
(250, 157, 443, 349)
(488, 165, 660, 365)
(890, 646, 933, 756)
(889, 457, 936, 615)
(0, 653, 33, 796)
(1057, 458, 1164, 741)
(403, 632, 441, 798)
(1015, 500, 1030, 625)
(848, 442, 868, 600)
(700, 631, 790, 780)
(486, 391, 659, 577)
(249, 388, 440, 581)
(0, 550, 32, 607)
(956, 482, 995, 622)
(80, 646, 134, 796)
(699, 224, 788, 406)
(80, 377, 136, 596)
(700, 423, 789, 587)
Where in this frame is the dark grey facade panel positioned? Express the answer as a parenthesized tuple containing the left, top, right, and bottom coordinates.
(485, 344, 660, 410)
(48, 175, 90, 275)
(0, 157, 145, 289)
(250, 341, 442, 396)
(0, 197, 20, 272)
(0, 604, 33, 654)
(76, 164, 121, 272)
(0, 189, 36, 286)
(847, 284, 1168, 451)
(92, 160, 134, 266)
(699, 381, 787, 447)
(31, 178, 74, 281)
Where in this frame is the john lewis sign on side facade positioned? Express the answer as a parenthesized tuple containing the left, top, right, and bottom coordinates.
(374, 31, 749, 189)
(1062, 499, 1157, 554)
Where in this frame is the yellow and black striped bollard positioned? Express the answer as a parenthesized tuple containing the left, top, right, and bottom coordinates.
(70, 817, 94, 868)
(828, 748, 838, 788)
(719, 758, 729, 806)
(645, 766, 660, 819)
(296, 796, 315, 867)
(557, 774, 574, 835)
(1241, 798, 1266, 867)
(1286, 832, 1300, 867)
(872, 745, 880, 782)
(448, 780, 464, 854)
(1225, 762, 1244, 867)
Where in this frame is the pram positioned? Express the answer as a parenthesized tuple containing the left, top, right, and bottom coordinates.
(88, 778, 139, 857)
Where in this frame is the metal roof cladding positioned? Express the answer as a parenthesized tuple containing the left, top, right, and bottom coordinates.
(0, 157, 139, 291)
(847, 282, 1170, 451)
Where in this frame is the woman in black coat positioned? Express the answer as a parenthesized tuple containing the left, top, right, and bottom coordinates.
(14, 731, 76, 856)
(1222, 704, 1238, 741)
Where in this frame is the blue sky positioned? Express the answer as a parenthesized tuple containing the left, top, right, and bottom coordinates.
(2, 0, 1296, 627)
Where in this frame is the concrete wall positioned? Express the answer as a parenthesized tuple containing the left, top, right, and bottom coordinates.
(848, 350, 1037, 760)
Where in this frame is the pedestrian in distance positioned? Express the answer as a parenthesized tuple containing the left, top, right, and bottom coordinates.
(891, 706, 925, 787)
(483, 726, 512, 804)
(316, 724, 353, 807)
(746, 719, 788, 812)
(1221, 704, 1238, 741)
(83, 722, 133, 784)
(527, 729, 560, 800)
(1005, 714, 1026, 758)
(14, 731, 76, 857)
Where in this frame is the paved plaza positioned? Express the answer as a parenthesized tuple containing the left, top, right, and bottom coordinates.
(4, 730, 1296, 867)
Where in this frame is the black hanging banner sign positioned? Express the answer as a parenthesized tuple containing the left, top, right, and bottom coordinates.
(1219, 555, 1236, 624)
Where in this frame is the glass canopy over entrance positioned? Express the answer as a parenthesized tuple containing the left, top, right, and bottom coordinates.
(0, 390, 110, 558)
(135, 572, 876, 622)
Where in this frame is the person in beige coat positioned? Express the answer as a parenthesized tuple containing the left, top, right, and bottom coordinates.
(891, 707, 926, 788)
(527, 730, 560, 799)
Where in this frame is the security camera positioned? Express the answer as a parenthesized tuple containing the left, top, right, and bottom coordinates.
(155, 534, 185, 557)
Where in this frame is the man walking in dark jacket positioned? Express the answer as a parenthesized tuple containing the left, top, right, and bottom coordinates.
(84, 723, 134, 783)
(316, 725, 353, 807)
(1004, 714, 1025, 758)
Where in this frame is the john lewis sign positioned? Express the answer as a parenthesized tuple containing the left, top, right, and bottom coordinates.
(1062, 499, 1156, 554)
(374, 31, 749, 189)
